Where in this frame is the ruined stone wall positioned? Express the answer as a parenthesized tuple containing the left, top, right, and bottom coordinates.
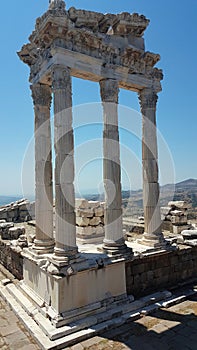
(126, 246, 197, 297)
(75, 199, 105, 244)
(0, 240, 23, 279)
(0, 199, 35, 222)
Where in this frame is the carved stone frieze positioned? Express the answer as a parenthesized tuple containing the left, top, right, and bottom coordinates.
(17, 44, 38, 66)
(18, 3, 163, 88)
(68, 7, 104, 31)
(112, 12, 149, 36)
(31, 83, 52, 107)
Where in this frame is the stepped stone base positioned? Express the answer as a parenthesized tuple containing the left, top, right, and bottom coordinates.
(22, 253, 126, 319)
(0, 278, 175, 350)
(137, 232, 168, 250)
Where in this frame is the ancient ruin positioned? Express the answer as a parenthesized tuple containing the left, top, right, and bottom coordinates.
(0, 0, 181, 348)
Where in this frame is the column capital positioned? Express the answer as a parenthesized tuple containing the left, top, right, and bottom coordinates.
(31, 83, 52, 108)
(52, 65, 71, 91)
(100, 79, 119, 104)
(138, 88, 158, 110)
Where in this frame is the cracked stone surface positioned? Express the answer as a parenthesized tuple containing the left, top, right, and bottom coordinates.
(1, 264, 197, 349)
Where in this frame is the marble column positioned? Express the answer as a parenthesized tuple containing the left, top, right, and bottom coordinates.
(100, 79, 130, 255)
(52, 65, 78, 264)
(138, 88, 166, 248)
(31, 83, 54, 254)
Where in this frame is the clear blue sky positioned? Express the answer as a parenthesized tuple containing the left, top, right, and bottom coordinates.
(0, 0, 196, 196)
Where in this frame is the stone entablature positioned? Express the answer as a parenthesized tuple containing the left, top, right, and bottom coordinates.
(18, 3, 162, 92)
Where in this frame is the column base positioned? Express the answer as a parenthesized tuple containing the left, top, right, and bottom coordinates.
(49, 246, 80, 268)
(31, 238, 55, 255)
(137, 232, 167, 250)
(101, 238, 133, 257)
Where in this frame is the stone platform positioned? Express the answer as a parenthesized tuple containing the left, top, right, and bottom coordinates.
(1, 274, 197, 349)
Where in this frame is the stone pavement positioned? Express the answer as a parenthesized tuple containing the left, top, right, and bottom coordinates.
(0, 264, 197, 349)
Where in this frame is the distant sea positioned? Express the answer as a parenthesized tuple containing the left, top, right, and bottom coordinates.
(0, 195, 36, 207)
(0, 196, 23, 207)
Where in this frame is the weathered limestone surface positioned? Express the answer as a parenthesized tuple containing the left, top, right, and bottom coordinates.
(52, 65, 78, 262)
(12, 0, 166, 347)
(138, 88, 166, 249)
(31, 83, 54, 254)
(18, 1, 162, 92)
(100, 79, 130, 255)
(0, 199, 35, 222)
(75, 199, 105, 244)
(126, 246, 197, 297)
(161, 201, 191, 233)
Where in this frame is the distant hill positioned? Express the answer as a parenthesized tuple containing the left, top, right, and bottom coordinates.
(82, 179, 197, 219)
(173, 179, 197, 209)
(176, 178, 197, 189)
(124, 178, 197, 218)
(1, 179, 197, 216)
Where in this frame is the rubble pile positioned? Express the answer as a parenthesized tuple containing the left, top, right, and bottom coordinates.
(0, 199, 35, 222)
(0, 221, 25, 240)
(161, 201, 191, 234)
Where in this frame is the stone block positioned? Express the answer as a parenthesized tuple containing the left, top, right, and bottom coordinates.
(18, 201, 30, 211)
(94, 207, 104, 217)
(8, 227, 25, 240)
(23, 258, 126, 315)
(7, 209, 17, 219)
(171, 215, 187, 225)
(181, 230, 197, 240)
(168, 201, 190, 209)
(76, 208, 94, 218)
(89, 217, 101, 226)
(0, 209, 8, 220)
(160, 207, 171, 216)
(170, 210, 185, 216)
(76, 216, 90, 227)
(76, 226, 95, 235)
(173, 225, 191, 234)
(75, 198, 89, 209)
(95, 226, 104, 235)
(87, 201, 100, 209)
(0, 222, 14, 239)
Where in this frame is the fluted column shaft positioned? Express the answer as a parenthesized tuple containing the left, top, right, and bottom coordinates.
(52, 65, 78, 263)
(31, 83, 54, 253)
(138, 88, 166, 248)
(100, 79, 129, 255)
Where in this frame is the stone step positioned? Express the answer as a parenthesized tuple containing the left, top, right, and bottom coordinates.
(1, 280, 195, 350)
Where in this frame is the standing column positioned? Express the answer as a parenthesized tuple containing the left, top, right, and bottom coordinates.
(100, 79, 131, 256)
(138, 88, 166, 248)
(52, 65, 78, 264)
(31, 83, 54, 254)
